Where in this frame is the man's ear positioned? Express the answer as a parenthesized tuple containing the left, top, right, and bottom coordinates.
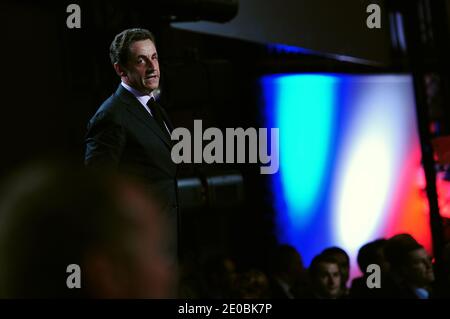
(113, 63, 127, 78)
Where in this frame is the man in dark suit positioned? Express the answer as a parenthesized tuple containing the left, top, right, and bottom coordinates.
(84, 28, 178, 284)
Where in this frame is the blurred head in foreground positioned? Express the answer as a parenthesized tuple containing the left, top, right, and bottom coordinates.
(0, 162, 174, 298)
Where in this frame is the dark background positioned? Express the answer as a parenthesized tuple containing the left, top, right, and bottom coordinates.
(0, 0, 449, 271)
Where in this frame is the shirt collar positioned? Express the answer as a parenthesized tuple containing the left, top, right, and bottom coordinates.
(121, 81, 155, 104)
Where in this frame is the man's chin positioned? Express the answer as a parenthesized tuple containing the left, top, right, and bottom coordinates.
(136, 85, 157, 94)
(143, 84, 158, 92)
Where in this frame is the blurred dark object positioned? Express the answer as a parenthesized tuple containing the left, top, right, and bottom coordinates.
(177, 171, 244, 211)
(159, 0, 238, 23)
(177, 177, 206, 210)
(0, 161, 175, 298)
(206, 173, 244, 208)
(394, 0, 449, 268)
(443, 218, 450, 242)
(236, 269, 270, 299)
(130, 0, 239, 23)
(268, 244, 308, 299)
(161, 59, 234, 110)
(199, 253, 237, 298)
(432, 136, 450, 165)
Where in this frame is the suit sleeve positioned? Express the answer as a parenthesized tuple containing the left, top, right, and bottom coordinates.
(84, 110, 126, 169)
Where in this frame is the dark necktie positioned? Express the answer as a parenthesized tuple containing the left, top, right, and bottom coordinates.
(146, 98, 170, 139)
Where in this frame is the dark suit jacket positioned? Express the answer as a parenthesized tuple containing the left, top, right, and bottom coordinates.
(85, 84, 178, 262)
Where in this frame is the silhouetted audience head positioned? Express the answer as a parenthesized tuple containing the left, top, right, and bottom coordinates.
(309, 254, 342, 299)
(267, 244, 307, 298)
(0, 162, 174, 298)
(384, 234, 434, 292)
(236, 269, 270, 299)
(271, 244, 304, 281)
(357, 239, 389, 274)
(321, 246, 350, 289)
(201, 253, 237, 298)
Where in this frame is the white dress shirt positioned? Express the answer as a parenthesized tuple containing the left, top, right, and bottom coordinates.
(121, 81, 155, 115)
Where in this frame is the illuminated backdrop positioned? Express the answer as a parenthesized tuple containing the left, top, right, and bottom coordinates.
(262, 73, 432, 277)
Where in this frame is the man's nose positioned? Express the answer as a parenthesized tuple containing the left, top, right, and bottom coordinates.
(148, 60, 157, 71)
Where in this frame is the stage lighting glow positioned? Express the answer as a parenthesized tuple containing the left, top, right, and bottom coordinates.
(267, 44, 314, 55)
(334, 132, 393, 255)
(276, 75, 336, 219)
(262, 73, 432, 276)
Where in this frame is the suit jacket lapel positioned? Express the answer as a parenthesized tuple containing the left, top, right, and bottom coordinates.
(115, 85, 172, 149)
(157, 101, 174, 132)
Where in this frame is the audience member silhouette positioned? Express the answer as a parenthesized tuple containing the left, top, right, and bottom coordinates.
(0, 162, 175, 298)
(267, 244, 308, 298)
(349, 238, 388, 298)
(235, 269, 271, 299)
(199, 253, 237, 298)
(381, 234, 435, 298)
(321, 246, 350, 294)
(307, 253, 344, 299)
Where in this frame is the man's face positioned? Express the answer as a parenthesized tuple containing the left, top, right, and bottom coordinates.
(122, 39, 160, 94)
(404, 248, 435, 288)
(315, 262, 342, 299)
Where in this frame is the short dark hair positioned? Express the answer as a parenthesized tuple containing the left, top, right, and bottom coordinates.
(271, 244, 303, 273)
(309, 254, 340, 278)
(384, 234, 423, 270)
(321, 247, 350, 266)
(357, 239, 386, 272)
(109, 28, 155, 66)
